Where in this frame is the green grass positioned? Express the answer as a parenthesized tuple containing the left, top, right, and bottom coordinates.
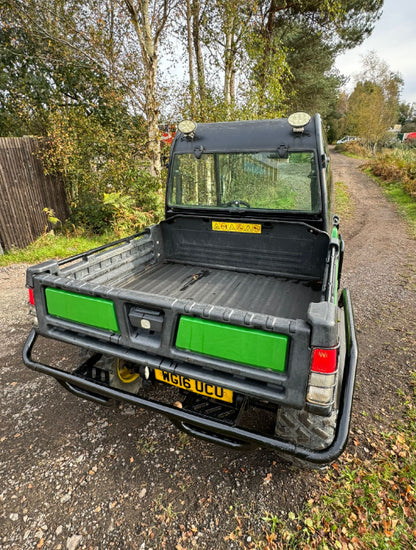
(365, 169, 416, 237)
(334, 181, 354, 221)
(382, 183, 416, 236)
(0, 232, 113, 267)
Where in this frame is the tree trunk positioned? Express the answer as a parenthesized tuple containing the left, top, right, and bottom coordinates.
(123, 0, 163, 178)
(257, 0, 279, 104)
(224, 26, 234, 112)
(145, 56, 161, 178)
(192, 0, 206, 113)
(186, 0, 196, 117)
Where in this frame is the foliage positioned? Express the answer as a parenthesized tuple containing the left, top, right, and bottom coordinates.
(367, 147, 416, 198)
(241, 0, 381, 121)
(173, 0, 382, 123)
(399, 102, 416, 133)
(335, 144, 416, 235)
(0, 0, 165, 234)
(335, 140, 370, 158)
(0, 0, 124, 136)
(102, 189, 162, 237)
(0, 0, 383, 236)
(276, 21, 344, 121)
(243, 29, 290, 119)
(41, 103, 163, 234)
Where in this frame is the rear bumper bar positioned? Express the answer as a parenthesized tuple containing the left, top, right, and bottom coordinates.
(23, 289, 357, 465)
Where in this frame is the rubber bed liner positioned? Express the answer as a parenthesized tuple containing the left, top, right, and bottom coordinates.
(120, 261, 321, 320)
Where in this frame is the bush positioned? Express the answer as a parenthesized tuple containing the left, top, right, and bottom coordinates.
(335, 141, 369, 158)
(41, 101, 164, 235)
(368, 148, 416, 198)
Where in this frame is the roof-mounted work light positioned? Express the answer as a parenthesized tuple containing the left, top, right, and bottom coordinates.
(288, 112, 311, 133)
(178, 120, 197, 139)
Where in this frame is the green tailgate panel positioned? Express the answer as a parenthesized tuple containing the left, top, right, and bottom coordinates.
(176, 316, 288, 372)
(45, 288, 120, 333)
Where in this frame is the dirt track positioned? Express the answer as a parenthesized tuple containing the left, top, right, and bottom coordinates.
(1, 150, 415, 549)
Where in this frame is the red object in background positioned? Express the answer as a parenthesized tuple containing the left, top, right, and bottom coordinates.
(161, 132, 174, 145)
(405, 132, 416, 141)
(161, 125, 176, 146)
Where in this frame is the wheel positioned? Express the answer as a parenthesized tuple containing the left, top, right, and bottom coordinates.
(78, 350, 142, 394)
(274, 407, 338, 451)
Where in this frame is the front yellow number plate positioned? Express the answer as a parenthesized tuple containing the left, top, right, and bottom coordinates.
(154, 369, 233, 403)
(212, 221, 261, 234)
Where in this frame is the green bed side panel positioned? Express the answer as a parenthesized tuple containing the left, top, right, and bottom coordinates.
(45, 288, 120, 333)
(176, 316, 288, 372)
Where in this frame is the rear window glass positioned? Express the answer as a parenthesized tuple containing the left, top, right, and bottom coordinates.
(168, 151, 320, 212)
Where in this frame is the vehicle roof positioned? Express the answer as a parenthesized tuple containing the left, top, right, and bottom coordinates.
(172, 116, 320, 154)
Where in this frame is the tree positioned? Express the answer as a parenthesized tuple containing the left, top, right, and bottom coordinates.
(1, 0, 177, 178)
(0, 0, 132, 135)
(399, 102, 416, 132)
(122, 0, 177, 178)
(0, 0, 166, 232)
(1, 0, 385, 190)
(177, 0, 257, 120)
(274, 21, 345, 119)
(173, 0, 381, 122)
(191, 0, 207, 113)
(346, 52, 402, 152)
(327, 91, 349, 143)
(243, 0, 382, 118)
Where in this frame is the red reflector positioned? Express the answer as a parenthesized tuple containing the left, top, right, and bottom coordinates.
(28, 288, 35, 306)
(311, 348, 337, 374)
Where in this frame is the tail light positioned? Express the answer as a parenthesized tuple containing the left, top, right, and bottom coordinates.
(307, 347, 338, 406)
(27, 288, 38, 326)
(311, 348, 337, 374)
(28, 288, 35, 306)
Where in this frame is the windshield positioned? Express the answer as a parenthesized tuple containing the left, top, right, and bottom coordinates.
(168, 151, 320, 212)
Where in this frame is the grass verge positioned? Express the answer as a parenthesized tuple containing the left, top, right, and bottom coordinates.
(364, 169, 416, 237)
(0, 232, 113, 267)
(334, 181, 354, 222)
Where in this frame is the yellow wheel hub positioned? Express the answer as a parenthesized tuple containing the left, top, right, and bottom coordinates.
(116, 360, 139, 383)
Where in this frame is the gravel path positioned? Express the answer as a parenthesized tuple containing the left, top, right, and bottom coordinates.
(1, 150, 415, 549)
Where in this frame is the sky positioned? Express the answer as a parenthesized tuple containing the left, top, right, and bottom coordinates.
(335, 0, 416, 105)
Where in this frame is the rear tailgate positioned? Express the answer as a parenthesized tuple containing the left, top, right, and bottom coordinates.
(29, 267, 313, 409)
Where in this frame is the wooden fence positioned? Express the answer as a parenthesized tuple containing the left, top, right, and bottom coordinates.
(0, 137, 68, 252)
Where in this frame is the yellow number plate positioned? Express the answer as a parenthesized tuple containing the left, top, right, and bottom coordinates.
(212, 221, 261, 234)
(154, 369, 233, 403)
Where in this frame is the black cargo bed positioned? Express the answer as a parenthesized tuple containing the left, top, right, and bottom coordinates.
(120, 261, 321, 321)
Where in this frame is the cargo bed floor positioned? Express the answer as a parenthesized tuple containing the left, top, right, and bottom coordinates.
(120, 261, 321, 320)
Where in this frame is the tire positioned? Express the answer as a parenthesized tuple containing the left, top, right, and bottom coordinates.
(78, 350, 142, 394)
(274, 407, 337, 451)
